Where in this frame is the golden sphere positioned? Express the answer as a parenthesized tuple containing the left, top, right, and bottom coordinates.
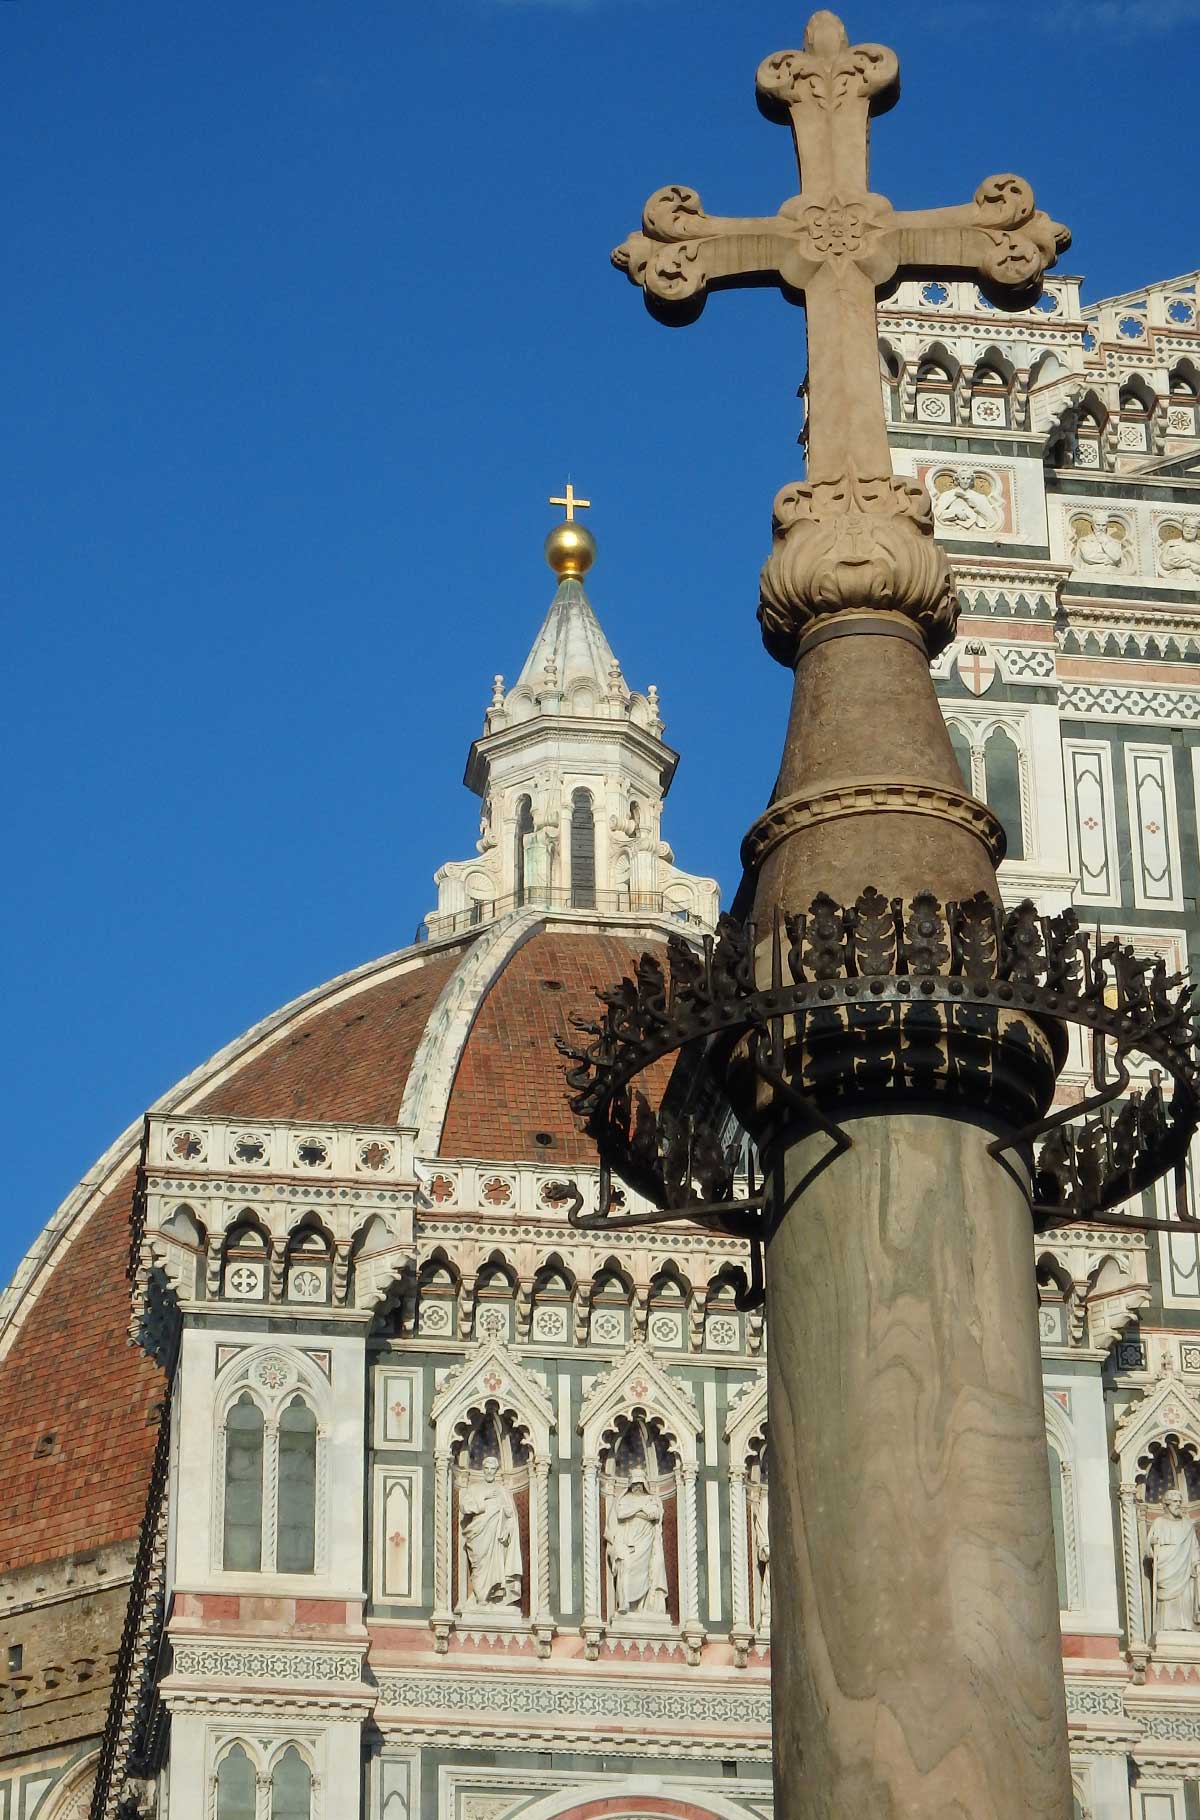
(545, 520, 596, 579)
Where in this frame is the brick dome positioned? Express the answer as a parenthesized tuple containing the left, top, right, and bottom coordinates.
(0, 917, 669, 1577)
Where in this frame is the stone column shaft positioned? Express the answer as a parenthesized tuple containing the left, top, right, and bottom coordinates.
(765, 1111, 1072, 1819)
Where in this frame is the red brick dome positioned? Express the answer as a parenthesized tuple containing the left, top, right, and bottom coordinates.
(0, 918, 666, 1576)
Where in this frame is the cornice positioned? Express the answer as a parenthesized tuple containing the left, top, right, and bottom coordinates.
(465, 715, 679, 797)
(953, 558, 1071, 596)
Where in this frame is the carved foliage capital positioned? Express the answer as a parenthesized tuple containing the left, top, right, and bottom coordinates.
(971, 174, 1071, 292)
(758, 465, 959, 665)
(755, 20, 898, 117)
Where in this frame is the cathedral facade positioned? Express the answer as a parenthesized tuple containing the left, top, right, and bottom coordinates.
(4, 265, 1200, 1820)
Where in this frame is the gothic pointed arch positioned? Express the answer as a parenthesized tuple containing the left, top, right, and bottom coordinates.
(724, 1371, 769, 1660)
(579, 1343, 701, 1467)
(428, 1341, 556, 1651)
(37, 1750, 101, 1820)
(577, 1345, 704, 1659)
(1043, 1392, 1082, 1613)
(1112, 1368, 1200, 1658)
(516, 1787, 763, 1820)
(430, 1339, 555, 1458)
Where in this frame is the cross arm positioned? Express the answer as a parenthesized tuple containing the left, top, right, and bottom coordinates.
(613, 186, 820, 324)
(891, 175, 1070, 306)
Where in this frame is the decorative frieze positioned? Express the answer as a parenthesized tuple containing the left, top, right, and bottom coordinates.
(373, 1668, 772, 1755)
(169, 1643, 365, 1685)
(1061, 684, 1200, 724)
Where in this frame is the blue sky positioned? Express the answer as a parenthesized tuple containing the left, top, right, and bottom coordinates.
(2, 0, 1195, 1283)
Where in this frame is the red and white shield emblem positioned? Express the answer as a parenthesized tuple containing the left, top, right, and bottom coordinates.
(957, 643, 996, 696)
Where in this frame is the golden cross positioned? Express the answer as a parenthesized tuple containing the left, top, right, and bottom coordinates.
(612, 10, 1070, 664)
(550, 483, 591, 523)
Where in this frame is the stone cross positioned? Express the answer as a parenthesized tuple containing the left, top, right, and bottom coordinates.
(609, 16, 1078, 1815)
(614, 9, 1069, 667)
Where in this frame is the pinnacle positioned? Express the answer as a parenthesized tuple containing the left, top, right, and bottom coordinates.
(513, 575, 621, 702)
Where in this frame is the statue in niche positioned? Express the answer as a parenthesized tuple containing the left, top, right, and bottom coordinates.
(460, 1457, 523, 1610)
(931, 466, 1005, 534)
(605, 1471, 669, 1616)
(754, 1482, 771, 1625)
(1145, 1488, 1200, 1633)
(1160, 520, 1200, 580)
(1071, 513, 1134, 573)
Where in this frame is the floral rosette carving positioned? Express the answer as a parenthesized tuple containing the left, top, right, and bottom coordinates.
(757, 465, 959, 666)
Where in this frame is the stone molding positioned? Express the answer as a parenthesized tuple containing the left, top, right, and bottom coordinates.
(36, 1753, 101, 1820)
(169, 1642, 366, 1684)
(398, 909, 550, 1155)
(1, 1541, 137, 1618)
(162, 1692, 372, 1721)
(1065, 1681, 1127, 1721)
(1060, 682, 1200, 724)
(740, 777, 1006, 871)
(436, 1766, 774, 1820)
(373, 1669, 771, 1755)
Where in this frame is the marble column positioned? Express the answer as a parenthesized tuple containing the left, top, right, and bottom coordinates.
(765, 1111, 1072, 1819)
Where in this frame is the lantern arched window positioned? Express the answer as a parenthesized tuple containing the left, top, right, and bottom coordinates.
(570, 788, 596, 909)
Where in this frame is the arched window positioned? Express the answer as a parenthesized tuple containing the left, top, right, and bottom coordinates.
(878, 340, 902, 419)
(163, 1203, 204, 1246)
(914, 352, 955, 424)
(1142, 1440, 1200, 1506)
(270, 1746, 313, 1820)
(970, 356, 1012, 428)
(285, 1225, 331, 1304)
(530, 1258, 574, 1346)
(948, 724, 974, 795)
(514, 794, 534, 905)
(570, 788, 596, 909)
(1072, 397, 1105, 471)
(1047, 1442, 1069, 1610)
(1028, 350, 1066, 388)
(216, 1744, 257, 1820)
(1118, 376, 1155, 453)
(1167, 362, 1200, 438)
(589, 1266, 632, 1346)
(747, 1430, 771, 1631)
(416, 1253, 459, 1339)
(277, 1397, 318, 1574)
(221, 1219, 269, 1302)
(223, 1395, 265, 1571)
(646, 1268, 690, 1352)
(983, 727, 1024, 861)
(473, 1255, 518, 1344)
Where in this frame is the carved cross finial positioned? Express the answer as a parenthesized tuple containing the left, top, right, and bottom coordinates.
(612, 9, 1070, 666)
(550, 483, 591, 523)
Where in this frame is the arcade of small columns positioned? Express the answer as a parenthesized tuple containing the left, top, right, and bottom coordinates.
(134, 1113, 1200, 1682)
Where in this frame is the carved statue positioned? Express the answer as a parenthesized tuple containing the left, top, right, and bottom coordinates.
(931, 467, 1004, 533)
(605, 1471, 669, 1616)
(754, 1484, 771, 1625)
(1145, 1488, 1200, 1633)
(477, 797, 497, 854)
(1043, 392, 1083, 469)
(1160, 520, 1200, 579)
(459, 1457, 523, 1610)
(1071, 514, 1133, 573)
